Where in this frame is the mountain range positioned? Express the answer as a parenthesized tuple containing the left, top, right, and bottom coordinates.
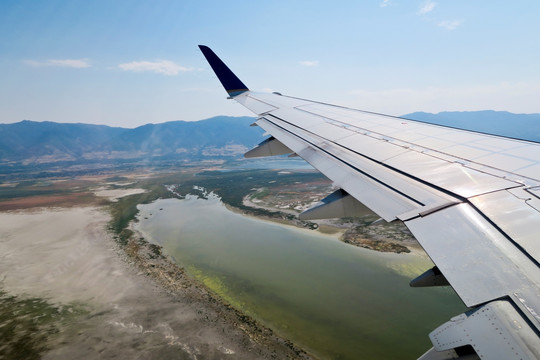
(0, 111, 538, 165)
(0, 116, 263, 164)
(403, 110, 540, 142)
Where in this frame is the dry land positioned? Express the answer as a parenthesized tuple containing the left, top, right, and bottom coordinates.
(0, 174, 311, 360)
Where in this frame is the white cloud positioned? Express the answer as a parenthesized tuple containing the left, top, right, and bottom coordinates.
(118, 60, 193, 75)
(299, 60, 319, 67)
(23, 59, 91, 68)
(380, 0, 390, 7)
(438, 19, 462, 30)
(418, 0, 436, 15)
(47, 59, 90, 68)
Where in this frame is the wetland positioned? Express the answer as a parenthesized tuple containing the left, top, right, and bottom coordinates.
(0, 165, 466, 359)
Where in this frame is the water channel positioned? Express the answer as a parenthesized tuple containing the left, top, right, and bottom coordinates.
(135, 193, 465, 359)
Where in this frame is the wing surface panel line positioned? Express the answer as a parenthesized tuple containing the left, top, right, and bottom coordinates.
(264, 112, 522, 202)
(294, 105, 540, 183)
(290, 96, 540, 145)
(255, 118, 422, 220)
(467, 200, 540, 269)
(264, 113, 540, 265)
(261, 114, 427, 207)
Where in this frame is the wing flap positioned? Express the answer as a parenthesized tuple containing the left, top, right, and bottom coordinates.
(429, 300, 540, 359)
(405, 202, 540, 325)
(469, 188, 540, 261)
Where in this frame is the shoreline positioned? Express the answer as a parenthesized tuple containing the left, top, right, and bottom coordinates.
(123, 224, 312, 359)
(224, 202, 344, 241)
(237, 194, 426, 256)
(0, 199, 313, 359)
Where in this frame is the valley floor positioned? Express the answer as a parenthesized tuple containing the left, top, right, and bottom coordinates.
(0, 166, 429, 359)
(0, 177, 311, 360)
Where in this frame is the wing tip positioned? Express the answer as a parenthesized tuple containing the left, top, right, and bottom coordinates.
(198, 45, 249, 96)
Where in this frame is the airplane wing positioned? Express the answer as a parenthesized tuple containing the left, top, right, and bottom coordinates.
(199, 45, 540, 359)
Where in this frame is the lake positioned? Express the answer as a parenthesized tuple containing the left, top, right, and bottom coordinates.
(135, 193, 465, 359)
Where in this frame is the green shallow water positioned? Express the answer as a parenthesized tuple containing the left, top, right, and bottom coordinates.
(136, 194, 465, 359)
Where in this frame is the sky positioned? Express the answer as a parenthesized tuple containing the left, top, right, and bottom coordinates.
(1, 0, 540, 128)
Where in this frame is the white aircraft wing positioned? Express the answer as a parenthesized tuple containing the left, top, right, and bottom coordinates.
(199, 45, 540, 359)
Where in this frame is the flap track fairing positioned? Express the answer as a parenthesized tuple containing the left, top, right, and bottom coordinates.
(299, 189, 369, 220)
(244, 136, 293, 158)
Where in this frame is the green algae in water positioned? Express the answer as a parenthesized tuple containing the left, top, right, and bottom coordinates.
(188, 265, 252, 313)
(0, 290, 87, 360)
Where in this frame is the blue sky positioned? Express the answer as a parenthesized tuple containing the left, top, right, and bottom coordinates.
(1, 0, 539, 128)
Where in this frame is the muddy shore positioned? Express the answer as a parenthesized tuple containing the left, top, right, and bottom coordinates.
(241, 194, 423, 254)
(0, 198, 312, 359)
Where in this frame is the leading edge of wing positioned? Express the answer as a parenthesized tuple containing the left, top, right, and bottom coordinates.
(198, 45, 249, 97)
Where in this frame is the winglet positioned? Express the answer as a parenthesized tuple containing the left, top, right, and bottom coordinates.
(198, 45, 249, 97)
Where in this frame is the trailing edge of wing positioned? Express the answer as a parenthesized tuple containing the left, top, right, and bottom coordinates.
(199, 45, 249, 96)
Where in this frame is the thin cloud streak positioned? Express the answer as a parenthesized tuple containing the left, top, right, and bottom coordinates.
(118, 60, 194, 75)
(299, 60, 319, 67)
(418, 0, 436, 15)
(438, 20, 462, 30)
(23, 59, 91, 68)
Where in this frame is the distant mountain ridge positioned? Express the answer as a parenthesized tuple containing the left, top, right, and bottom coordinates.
(403, 110, 540, 142)
(0, 111, 538, 165)
(0, 116, 263, 164)
(0, 121, 126, 162)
